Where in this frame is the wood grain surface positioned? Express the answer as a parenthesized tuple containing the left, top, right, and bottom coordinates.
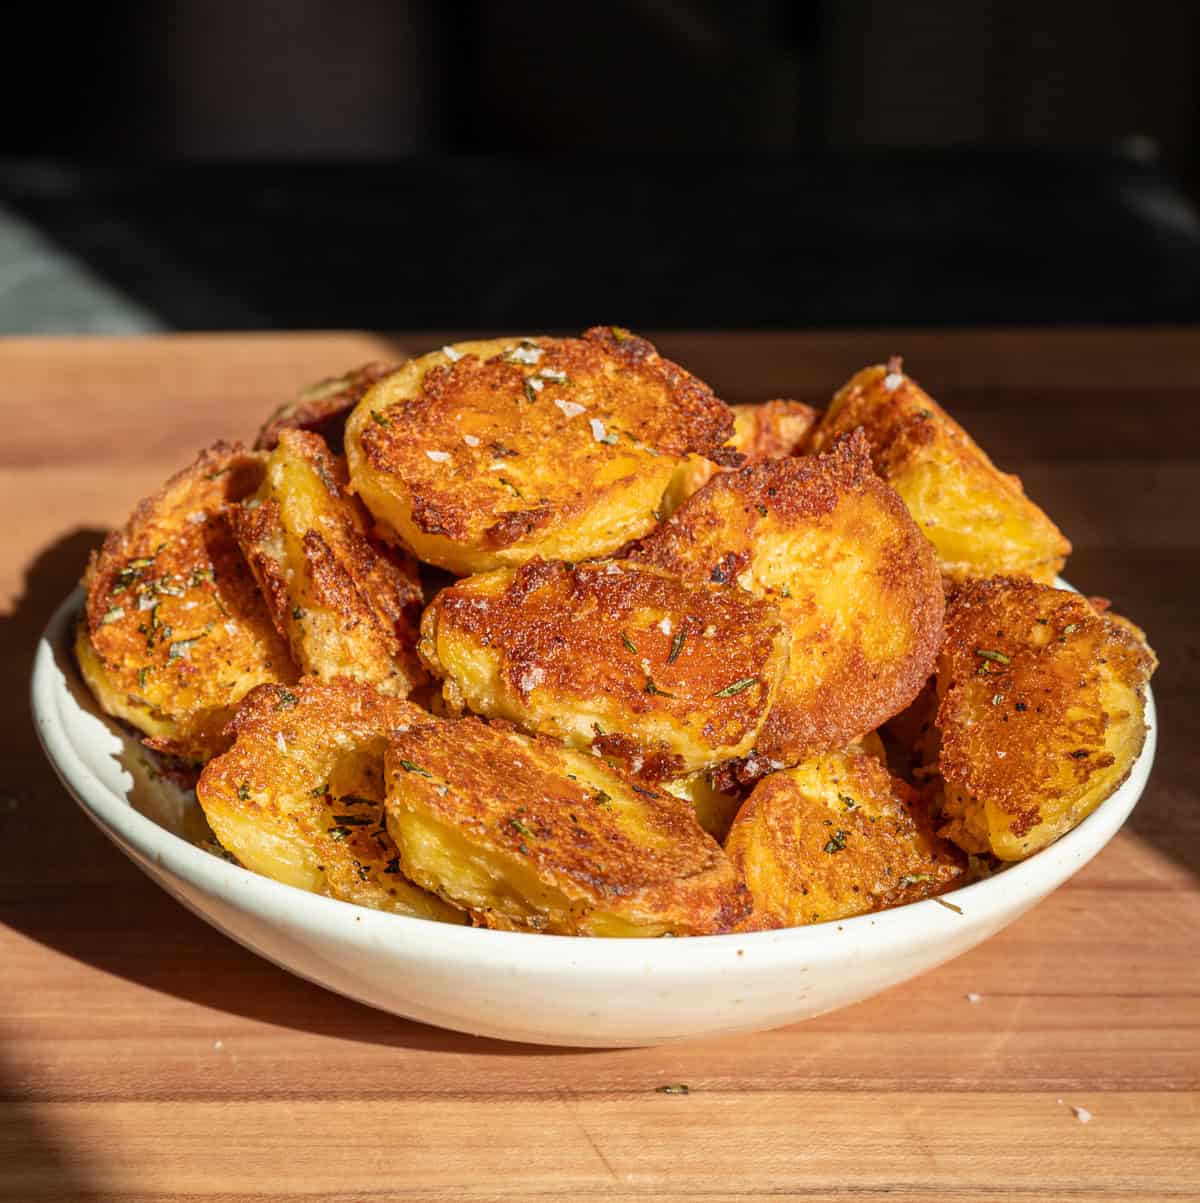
(1, 330, 1197, 1202)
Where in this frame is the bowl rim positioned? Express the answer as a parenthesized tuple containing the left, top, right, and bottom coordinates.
(32, 585, 1157, 966)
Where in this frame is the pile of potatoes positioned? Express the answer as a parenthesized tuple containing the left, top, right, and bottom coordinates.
(77, 329, 1156, 936)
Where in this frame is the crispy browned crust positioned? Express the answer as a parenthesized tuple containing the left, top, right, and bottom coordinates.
(663, 399, 821, 515)
(420, 558, 791, 778)
(385, 716, 751, 935)
(79, 442, 297, 761)
(937, 576, 1155, 856)
(725, 748, 964, 930)
(254, 362, 397, 453)
(353, 329, 732, 549)
(809, 362, 1071, 580)
(634, 431, 944, 773)
(198, 679, 460, 920)
(231, 429, 426, 694)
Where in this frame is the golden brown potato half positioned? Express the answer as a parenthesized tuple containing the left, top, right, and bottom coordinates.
(232, 430, 426, 695)
(633, 431, 944, 775)
(808, 360, 1070, 582)
(419, 558, 790, 778)
(344, 327, 736, 574)
(662, 398, 820, 516)
(77, 442, 297, 762)
(254, 361, 397, 453)
(197, 679, 463, 922)
(936, 576, 1155, 861)
(725, 746, 964, 929)
(384, 716, 751, 936)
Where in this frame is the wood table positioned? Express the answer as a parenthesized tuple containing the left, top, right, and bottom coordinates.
(1, 331, 1197, 1202)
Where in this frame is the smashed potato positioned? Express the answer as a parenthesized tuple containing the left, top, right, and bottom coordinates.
(77, 442, 296, 761)
(344, 327, 735, 574)
(255, 361, 396, 453)
(232, 429, 425, 695)
(634, 431, 943, 774)
(725, 746, 964, 929)
(937, 576, 1155, 861)
(808, 361, 1070, 582)
(419, 558, 790, 778)
(662, 398, 819, 516)
(197, 678, 463, 922)
(385, 717, 750, 936)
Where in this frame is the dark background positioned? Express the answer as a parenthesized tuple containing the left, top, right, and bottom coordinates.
(3, 0, 1199, 330)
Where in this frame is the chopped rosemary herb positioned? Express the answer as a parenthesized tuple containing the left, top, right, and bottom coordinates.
(497, 476, 524, 498)
(274, 689, 299, 711)
(644, 677, 676, 698)
(508, 817, 534, 837)
(975, 649, 1011, 664)
(668, 630, 686, 664)
(1063, 623, 1080, 635)
(369, 411, 391, 427)
(897, 873, 932, 888)
(328, 826, 352, 842)
(137, 667, 150, 690)
(291, 606, 304, 620)
(397, 759, 431, 777)
(780, 583, 791, 598)
(592, 790, 612, 807)
(823, 830, 848, 854)
(237, 781, 251, 801)
(934, 897, 964, 915)
(755, 504, 768, 517)
(522, 378, 539, 404)
(167, 636, 202, 661)
(101, 605, 125, 625)
(631, 785, 659, 799)
(991, 693, 1004, 706)
(713, 677, 758, 698)
(621, 630, 639, 654)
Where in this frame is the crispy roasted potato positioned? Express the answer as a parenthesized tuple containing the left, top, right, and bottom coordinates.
(936, 576, 1155, 861)
(725, 746, 964, 929)
(77, 442, 297, 761)
(197, 678, 463, 922)
(344, 327, 735, 574)
(232, 429, 426, 695)
(419, 558, 790, 778)
(255, 362, 397, 453)
(808, 361, 1070, 582)
(384, 716, 751, 935)
(662, 398, 820, 516)
(634, 431, 943, 774)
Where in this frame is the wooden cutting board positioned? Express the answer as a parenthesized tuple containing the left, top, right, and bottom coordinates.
(1, 330, 1197, 1202)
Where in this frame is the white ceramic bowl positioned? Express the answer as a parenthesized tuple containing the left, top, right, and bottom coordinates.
(33, 588, 1156, 1047)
